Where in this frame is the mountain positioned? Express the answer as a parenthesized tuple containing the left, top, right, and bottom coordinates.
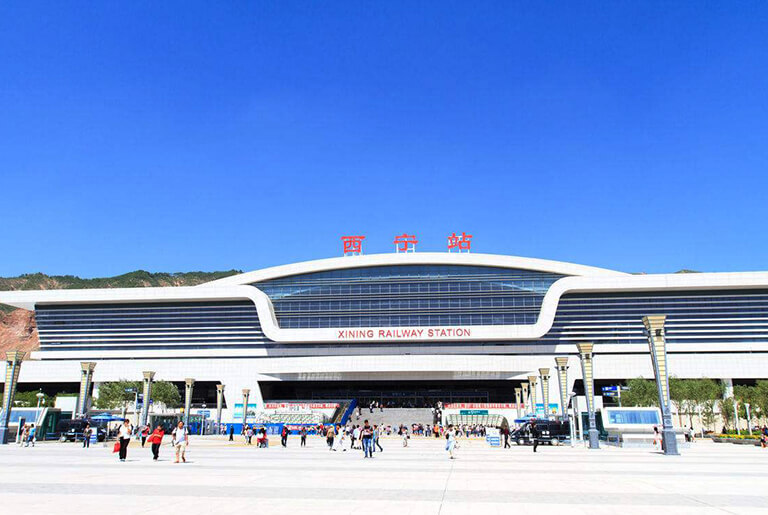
(0, 270, 242, 354)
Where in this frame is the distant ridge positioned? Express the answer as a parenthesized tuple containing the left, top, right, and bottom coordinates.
(0, 269, 242, 292)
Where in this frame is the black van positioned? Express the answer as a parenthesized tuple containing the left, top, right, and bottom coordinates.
(511, 419, 570, 445)
(56, 419, 107, 442)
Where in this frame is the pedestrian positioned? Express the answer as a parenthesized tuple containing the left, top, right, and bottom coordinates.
(26, 424, 36, 447)
(351, 425, 358, 450)
(140, 425, 150, 447)
(281, 425, 288, 447)
(83, 423, 93, 449)
(300, 426, 307, 447)
(229, 425, 234, 441)
(326, 424, 335, 450)
(117, 419, 132, 462)
(503, 426, 510, 448)
(148, 425, 165, 461)
(402, 426, 409, 447)
(374, 425, 383, 453)
(361, 420, 374, 458)
(530, 420, 539, 453)
(172, 421, 188, 463)
(257, 427, 269, 448)
(337, 427, 347, 451)
(246, 425, 254, 445)
(446, 424, 457, 459)
(652, 426, 660, 450)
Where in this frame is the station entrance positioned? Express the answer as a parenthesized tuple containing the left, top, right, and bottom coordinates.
(259, 380, 518, 407)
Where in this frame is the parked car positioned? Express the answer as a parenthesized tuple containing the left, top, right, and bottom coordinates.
(512, 419, 570, 445)
(56, 419, 107, 442)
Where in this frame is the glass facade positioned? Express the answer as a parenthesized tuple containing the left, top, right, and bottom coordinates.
(254, 265, 564, 328)
(36, 301, 267, 350)
(543, 289, 768, 344)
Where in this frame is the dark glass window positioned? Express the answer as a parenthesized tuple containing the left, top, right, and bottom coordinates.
(254, 265, 564, 328)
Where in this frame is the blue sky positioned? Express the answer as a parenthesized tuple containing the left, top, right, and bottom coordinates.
(1, 2, 767, 277)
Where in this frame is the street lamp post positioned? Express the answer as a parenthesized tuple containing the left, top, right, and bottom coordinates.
(521, 383, 529, 417)
(184, 379, 195, 428)
(0, 351, 26, 445)
(36, 391, 45, 409)
(201, 403, 207, 435)
(75, 362, 96, 420)
(554, 357, 569, 420)
(642, 315, 679, 455)
(140, 371, 155, 430)
(576, 342, 600, 449)
(242, 389, 250, 431)
(527, 375, 538, 418)
(732, 397, 740, 435)
(514, 388, 522, 421)
(216, 384, 225, 430)
(539, 368, 551, 419)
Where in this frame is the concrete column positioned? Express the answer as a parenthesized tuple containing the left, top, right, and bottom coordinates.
(514, 387, 522, 420)
(643, 315, 680, 455)
(140, 371, 155, 429)
(74, 362, 96, 420)
(577, 342, 600, 449)
(527, 375, 538, 417)
(184, 378, 195, 427)
(241, 389, 250, 429)
(555, 357, 570, 419)
(539, 368, 551, 419)
(521, 382, 529, 416)
(216, 384, 225, 428)
(1, 351, 26, 444)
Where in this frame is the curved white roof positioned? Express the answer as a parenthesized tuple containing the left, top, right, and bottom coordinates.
(4, 252, 768, 349)
(201, 252, 627, 286)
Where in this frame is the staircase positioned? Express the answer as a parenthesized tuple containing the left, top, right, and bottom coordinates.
(346, 407, 435, 427)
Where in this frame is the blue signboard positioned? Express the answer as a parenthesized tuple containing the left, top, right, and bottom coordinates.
(534, 403, 560, 417)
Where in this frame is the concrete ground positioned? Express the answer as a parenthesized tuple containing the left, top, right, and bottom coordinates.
(0, 435, 766, 514)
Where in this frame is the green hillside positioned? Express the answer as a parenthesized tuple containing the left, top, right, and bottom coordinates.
(0, 269, 242, 312)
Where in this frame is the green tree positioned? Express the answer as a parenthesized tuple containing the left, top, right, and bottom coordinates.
(94, 380, 140, 411)
(13, 390, 55, 407)
(754, 380, 768, 425)
(733, 385, 759, 430)
(95, 380, 180, 411)
(669, 377, 691, 426)
(622, 377, 658, 407)
(151, 381, 181, 409)
(718, 398, 735, 432)
(690, 378, 724, 431)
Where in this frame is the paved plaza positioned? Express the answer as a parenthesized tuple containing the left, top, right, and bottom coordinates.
(0, 435, 766, 514)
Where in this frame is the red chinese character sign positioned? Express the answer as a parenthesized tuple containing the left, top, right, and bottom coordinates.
(341, 235, 365, 256)
(394, 233, 418, 253)
(447, 232, 472, 252)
